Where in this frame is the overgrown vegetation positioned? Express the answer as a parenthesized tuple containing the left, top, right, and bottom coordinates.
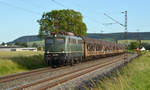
(128, 41, 150, 50)
(0, 51, 47, 76)
(15, 42, 28, 47)
(128, 42, 139, 50)
(119, 40, 150, 50)
(119, 40, 150, 44)
(93, 51, 150, 90)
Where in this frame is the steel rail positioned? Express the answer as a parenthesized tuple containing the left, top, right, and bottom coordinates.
(39, 56, 124, 90)
(0, 66, 67, 83)
(13, 55, 125, 90)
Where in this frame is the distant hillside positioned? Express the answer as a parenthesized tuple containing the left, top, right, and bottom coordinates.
(9, 35, 41, 44)
(9, 32, 150, 44)
(87, 32, 150, 40)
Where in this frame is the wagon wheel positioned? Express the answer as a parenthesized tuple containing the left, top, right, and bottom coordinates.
(79, 56, 83, 63)
(48, 60, 51, 66)
(70, 59, 74, 66)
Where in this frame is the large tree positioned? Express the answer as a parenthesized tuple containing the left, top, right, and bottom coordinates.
(37, 9, 87, 38)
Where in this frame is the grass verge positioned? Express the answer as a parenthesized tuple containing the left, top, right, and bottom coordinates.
(93, 51, 150, 90)
(0, 51, 47, 76)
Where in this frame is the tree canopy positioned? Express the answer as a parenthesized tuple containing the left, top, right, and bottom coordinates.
(37, 9, 87, 38)
(1, 42, 5, 46)
(128, 42, 139, 50)
(141, 42, 150, 50)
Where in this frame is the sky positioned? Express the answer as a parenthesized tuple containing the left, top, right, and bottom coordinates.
(0, 0, 150, 43)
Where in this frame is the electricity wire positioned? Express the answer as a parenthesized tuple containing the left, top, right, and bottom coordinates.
(0, 1, 41, 15)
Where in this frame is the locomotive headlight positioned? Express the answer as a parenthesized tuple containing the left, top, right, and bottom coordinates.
(61, 49, 64, 53)
(62, 50, 64, 53)
(53, 54, 58, 56)
(46, 51, 50, 53)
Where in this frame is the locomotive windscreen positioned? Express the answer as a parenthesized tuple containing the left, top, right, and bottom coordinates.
(45, 37, 65, 53)
(55, 38, 65, 44)
(46, 38, 54, 44)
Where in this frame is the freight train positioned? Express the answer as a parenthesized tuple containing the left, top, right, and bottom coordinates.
(44, 32, 126, 67)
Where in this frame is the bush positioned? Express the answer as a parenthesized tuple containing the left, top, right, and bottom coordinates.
(141, 42, 150, 50)
(128, 42, 139, 50)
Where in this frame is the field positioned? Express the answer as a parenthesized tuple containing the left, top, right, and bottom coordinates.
(119, 40, 150, 44)
(93, 51, 150, 90)
(27, 40, 44, 47)
(0, 51, 47, 76)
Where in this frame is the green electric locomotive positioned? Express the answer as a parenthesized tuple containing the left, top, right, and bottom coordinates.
(44, 32, 84, 66)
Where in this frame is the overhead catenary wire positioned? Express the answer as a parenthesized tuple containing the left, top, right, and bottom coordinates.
(0, 1, 41, 15)
(104, 13, 124, 27)
(62, 0, 117, 32)
(0, 0, 116, 32)
(51, 0, 117, 32)
(51, 0, 67, 8)
(50, 0, 110, 32)
(17, 0, 45, 10)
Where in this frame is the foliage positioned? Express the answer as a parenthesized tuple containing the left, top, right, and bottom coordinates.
(103, 38, 116, 42)
(37, 9, 87, 37)
(141, 42, 150, 50)
(93, 51, 150, 90)
(37, 47, 42, 51)
(27, 40, 44, 47)
(119, 40, 150, 44)
(127, 40, 150, 50)
(1, 42, 5, 46)
(32, 43, 38, 47)
(15, 42, 28, 47)
(128, 42, 139, 50)
(119, 40, 150, 50)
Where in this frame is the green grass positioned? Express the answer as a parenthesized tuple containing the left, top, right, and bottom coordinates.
(0, 51, 47, 76)
(0, 51, 43, 58)
(119, 40, 150, 44)
(93, 51, 150, 90)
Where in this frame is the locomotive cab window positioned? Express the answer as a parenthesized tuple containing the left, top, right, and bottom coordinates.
(46, 38, 53, 44)
(55, 38, 65, 44)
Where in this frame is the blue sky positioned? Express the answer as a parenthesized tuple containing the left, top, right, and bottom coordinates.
(0, 0, 150, 43)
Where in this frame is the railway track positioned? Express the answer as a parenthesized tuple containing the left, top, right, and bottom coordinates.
(0, 65, 68, 83)
(12, 54, 127, 90)
(0, 54, 123, 84)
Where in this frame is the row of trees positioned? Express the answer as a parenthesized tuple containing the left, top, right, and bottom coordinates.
(15, 42, 28, 47)
(128, 42, 150, 50)
(1, 42, 37, 48)
(1, 42, 6, 46)
(15, 42, 43, 51)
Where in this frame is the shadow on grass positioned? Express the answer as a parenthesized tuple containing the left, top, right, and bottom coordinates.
(10, 54, 48, 70)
